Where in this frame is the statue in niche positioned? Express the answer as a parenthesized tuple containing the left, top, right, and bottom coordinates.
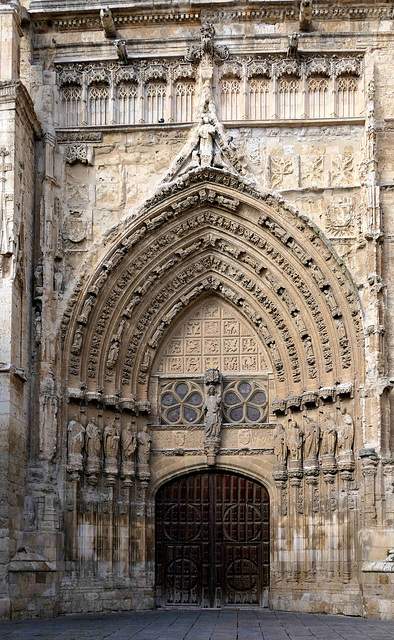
(78, 295, 95, 324)
(288, 420, 303, 461)
(304, 414, 320, 459)
(203, 385, 222, 439)
(137, 426, 152, 466)
(198, 115, 215, 167)
(103, 420, 120, 461)
(122, 422, 137, 461)
(336, 407, 354, 454)
(34, 259, 43, 298)
(274, 424, 288, 464)
(270, 342, 281, 363)
(34, 310, 42, 345)
(71, 329, 83, 355)
(106, 341, 119, 369)
(85, 416, 102, 459)
(67, 416, 85, 457)
(320, 411, 337, 456)
(93, 268, 109, 292)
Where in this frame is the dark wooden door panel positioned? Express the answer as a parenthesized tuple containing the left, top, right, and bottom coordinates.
(155, 471, 269, 608)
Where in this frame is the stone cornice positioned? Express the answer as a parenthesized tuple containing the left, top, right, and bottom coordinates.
(29, 1, 394, 31)
(0, 81, 41, 137)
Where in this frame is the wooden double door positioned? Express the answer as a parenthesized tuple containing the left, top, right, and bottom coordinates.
(155, 471, 269, 608)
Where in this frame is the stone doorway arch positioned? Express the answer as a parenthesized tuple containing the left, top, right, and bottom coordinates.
(155, 470, 270, 608)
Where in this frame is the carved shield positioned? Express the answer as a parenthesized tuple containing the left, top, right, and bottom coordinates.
(63, 215, 88, 243)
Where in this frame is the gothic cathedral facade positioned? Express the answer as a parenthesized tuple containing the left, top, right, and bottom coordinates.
(0, 0, 393, 621)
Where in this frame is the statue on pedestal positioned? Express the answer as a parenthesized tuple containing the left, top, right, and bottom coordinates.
(337, 407, 354, 454)
(67, 416, 85, 473)
(85, 416, 101, 483)
(274, 424, 288, 465)
(203, 385, 222, 439)
(203, 384, 222, 466)
(103, 420, 120, 482)
(304, 415, 320, 460)
(121, 421, 137, 485)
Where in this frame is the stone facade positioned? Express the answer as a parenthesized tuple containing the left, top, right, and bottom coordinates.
(0, 0, 393, 622)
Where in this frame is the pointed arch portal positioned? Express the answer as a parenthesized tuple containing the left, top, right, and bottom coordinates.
(63, 167, 363, 410)
(155, 470, 270, 608)
(60, 167, 365, 613)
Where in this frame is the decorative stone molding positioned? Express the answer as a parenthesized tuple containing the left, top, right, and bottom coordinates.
(64, 143, 92, 165)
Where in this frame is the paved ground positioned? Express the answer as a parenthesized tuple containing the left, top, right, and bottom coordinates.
(0, 610, 393, 640)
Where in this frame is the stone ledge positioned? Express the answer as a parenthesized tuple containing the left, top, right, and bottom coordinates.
(362, 562, 394, 573)
(8, 547, 56, 573)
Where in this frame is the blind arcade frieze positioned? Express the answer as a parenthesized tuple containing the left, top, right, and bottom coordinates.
(56, 54, 363, 129)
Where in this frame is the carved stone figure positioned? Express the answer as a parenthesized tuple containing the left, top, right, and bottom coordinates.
(39, 374, 58, 461)
(337, 407, 354, 454)
(103, 420, 120, 483)
(303, 336, 315, 362)
(90, 268, 109, 294)
(274, 424, 288, 464)
(34, 259, 43, 298)
(85, 416, 102, 459)
(203, 385, 222, 439)
(137, 426, 152, 467)
(103, 420, 120, 461)
(100, 6, 116, 38)
(321, 412, 337, 456)
(201, 22, 215, 57)
(67, 416, 85, 473)
(106, 340, 120, 370)
(288, 420, 303, 462)
(78, 295, 95, 324)
(71, 329, 83, 355)
(85, 417, 101, 483)
(68, 416, 85, 457)
(121, 421, 137, 485)
(54, 269, 64, 294)
(122, 422, 137, 461)
(34, 310, 42, 345)
(304, 414, 320, 459)
(198, 115, 215, 167)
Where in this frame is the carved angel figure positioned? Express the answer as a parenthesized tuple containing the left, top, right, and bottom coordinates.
(137, 426, 152, 466)
(274, 424, 288, 464)
(122, 422, 137, 461)
(203, 385, 222, 439)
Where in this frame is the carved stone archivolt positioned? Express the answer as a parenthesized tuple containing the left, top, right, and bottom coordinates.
(60, 175, 364, 530)
(62, 184, 362, 401)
